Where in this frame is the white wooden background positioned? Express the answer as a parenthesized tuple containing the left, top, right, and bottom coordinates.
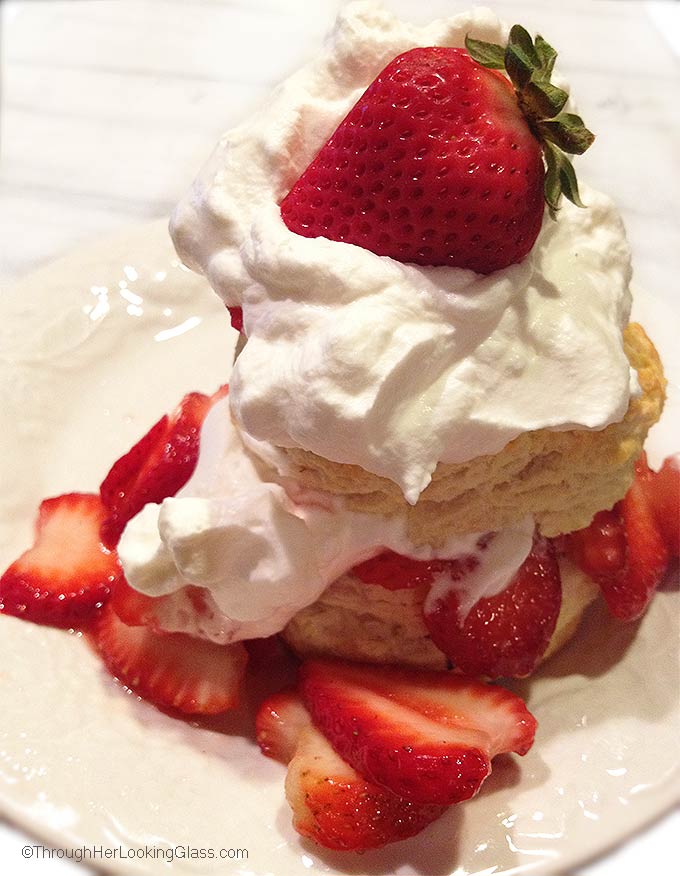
(1, 0, 678, 873)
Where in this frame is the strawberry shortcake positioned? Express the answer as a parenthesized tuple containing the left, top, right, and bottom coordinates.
(2, 1, 677, 855)
(167, 2, 667, 675)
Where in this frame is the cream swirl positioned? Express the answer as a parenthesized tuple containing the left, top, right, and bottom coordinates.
(171, 0, 634, 503)
(118, 398, 535, 643)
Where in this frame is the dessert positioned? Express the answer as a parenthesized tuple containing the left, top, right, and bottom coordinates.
(1, 0, 678, 858)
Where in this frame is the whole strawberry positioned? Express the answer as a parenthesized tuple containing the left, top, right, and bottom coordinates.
(281, 27, 594, 274)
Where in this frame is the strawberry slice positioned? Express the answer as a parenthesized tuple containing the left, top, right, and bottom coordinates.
(423, 538, 562, 679)
(256, 688, 314, 764)
(100, 386, 228, 548)
(638, 453, 680, 557)
(256, 690, 446, 850)
(604, 471, 669, 621)
(109, 574, 169, 632)
(227, 306, 244, 334)
(565, 454, 671, 622)
(299, 659, 536, 806)
(564, 508, 627, 580)
(110, 575, 236, 643)
(0, 493, 119, 628)
(93, 603, 248, 714)
(351, 551, 474, 591)
(287, 726, 447, 851)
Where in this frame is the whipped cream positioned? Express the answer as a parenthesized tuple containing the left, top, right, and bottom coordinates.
(171, 0, 635, 504)
(118, 398, 534, 643)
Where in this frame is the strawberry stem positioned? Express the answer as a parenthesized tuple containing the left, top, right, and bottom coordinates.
(465, 26, 594, 216)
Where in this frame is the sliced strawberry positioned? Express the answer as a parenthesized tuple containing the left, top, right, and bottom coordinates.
(256, 688, 313, 764)
(299, 659, 535, 806)
(109, 574, 169, 631)
(256, 690, 446, 850)
(227, 306, 244, 334)
(99, 416, 168, 514)
(93, 603, 248, 714)
(351, 551, 474, 591)
(423, 538, 562, 679)
(564, 508, 627, 580)
(100, 385, 228, 548)
(286, 723, 447, 851)
(565, 455, 671, 622)
(0, 493, 119, 628)
(603, 473, 669, 621)
(638, 453, 680, 557)
(110, 576, 236, 644)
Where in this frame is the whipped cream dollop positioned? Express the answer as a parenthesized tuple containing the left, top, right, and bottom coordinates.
(171, 0, 635, 504)
(118, 398, 534, 643)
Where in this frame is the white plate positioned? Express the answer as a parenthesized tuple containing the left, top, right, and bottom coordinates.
(0, 220, 678, 876)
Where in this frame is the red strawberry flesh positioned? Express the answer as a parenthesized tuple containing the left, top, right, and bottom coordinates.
(565, 509, 627, 580)
(0, 493, 119, 628)
(256, 689, 314, 765)
(228, 306, 244, 333)
(566, 453, 672, 622)
(606, 471, 669, 621)
(100, 386, 228, 548)
(256, 689, 447, 850)
(99, 415, 168, 514)
(281, 47, 544, 274)
(286, 723, 447, 851)
(109, 574, 169, 631)
(351, 550, 475, 591)
(299, 659, 536, 806)
(93, 603, 248, 715)
(423, 537, 562, 678)
(639, 453, 680, 557)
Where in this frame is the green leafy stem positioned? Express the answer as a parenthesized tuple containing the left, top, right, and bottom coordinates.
(465, 25, 595, 218)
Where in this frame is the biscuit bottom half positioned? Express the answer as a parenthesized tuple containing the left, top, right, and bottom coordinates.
(284, 557, 599, 671)
(278, 322, 665, 671)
